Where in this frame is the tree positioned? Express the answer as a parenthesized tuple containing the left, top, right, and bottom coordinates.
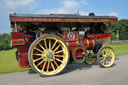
(110, 19, 128, 40)
(0, 33, 11, 50)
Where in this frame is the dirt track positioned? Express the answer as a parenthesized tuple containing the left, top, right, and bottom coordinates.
(0, 55, 128, 85)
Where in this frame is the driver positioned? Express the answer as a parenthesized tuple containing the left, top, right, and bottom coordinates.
(96, 23, 107, 34)
(27, 24, 38, 42)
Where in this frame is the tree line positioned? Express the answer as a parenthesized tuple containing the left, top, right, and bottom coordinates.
(110, 19, 128, 40)
(0, 19, 128, 50)
(0, 33, 11, 50)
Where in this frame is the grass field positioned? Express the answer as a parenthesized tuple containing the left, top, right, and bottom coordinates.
(0, 44, 128, 74)
(0, 49, 30, 74)
(105, 44, 128, 56)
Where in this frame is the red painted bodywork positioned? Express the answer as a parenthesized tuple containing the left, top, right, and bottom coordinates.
(71, 48, 86, 58)
(87, 33, 112, 40)
(11, 32, 30, 67)
(64, 32, 79, 41)
(63, 32, 96, 58)
(10, 17, 118, 23)
(17, 46, 30, 68)
(66, 39, 95, 48)
(12, 32, 25, 46)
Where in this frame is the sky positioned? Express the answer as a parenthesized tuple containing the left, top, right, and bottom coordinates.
(0, 0, 127, 34)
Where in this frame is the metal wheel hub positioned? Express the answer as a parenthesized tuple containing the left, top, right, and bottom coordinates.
(47, 52, 54, 59)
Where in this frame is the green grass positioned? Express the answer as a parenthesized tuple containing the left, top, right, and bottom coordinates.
(0, 44, 128, 74)
(106, 44, 128, 56)
(0, 49, 30, 74)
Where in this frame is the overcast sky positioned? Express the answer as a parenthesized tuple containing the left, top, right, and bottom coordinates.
(0, 0, 127, 34)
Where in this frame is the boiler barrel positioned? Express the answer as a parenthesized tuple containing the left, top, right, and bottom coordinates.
(66, 39, 103, 50)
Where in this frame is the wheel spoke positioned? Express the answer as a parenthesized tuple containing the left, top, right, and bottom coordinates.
(101, 50, 107, 56)
(107, 51, 112, 56)
(101, 50, 105, 55)
(55, 50, 63, 54)
(47, 61, 50, 72)
(37, 59, 45, 66)
(100, 57, 104, 60)
(107, 57, 112, 60)
(54, 45, 61, 52)
(39, 43, 46, 51)
(34, 47, 43, 53)
(54, 55, 64, 57)
(52, 40, 58, 50)
(101, 49, 106, 55)
(105, 59, 109, 65)
(33, 57, 43, 62)
(103, 59, 106, 65)
(44, 39, 47, 49)
(33, 53, 42, 56)
(51, 62, 55, 71)
(54, 61, 59, 67)
(100, 58, 106, 63)
(49, 39, 51, 49)
(103, 51, 106, 55)
(55, 58, 63, 63)
(100, 52, 104, 55)
(42, 61, 46, 71)
(107, 48, 111, 53)
(106, 60, 110, 65)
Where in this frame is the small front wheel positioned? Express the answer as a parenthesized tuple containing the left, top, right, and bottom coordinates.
(97, 46, 115, 68)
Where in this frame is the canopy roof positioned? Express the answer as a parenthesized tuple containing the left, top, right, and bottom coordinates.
(10, 13, 118, 23)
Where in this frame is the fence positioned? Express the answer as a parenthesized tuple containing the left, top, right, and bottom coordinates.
(104, 38, 128, 44)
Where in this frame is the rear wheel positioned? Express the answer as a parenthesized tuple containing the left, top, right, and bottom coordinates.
(97, 46, 115, 68)
(28, 34, 69, 76)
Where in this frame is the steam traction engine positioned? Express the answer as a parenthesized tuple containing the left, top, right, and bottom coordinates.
(10, 13, 118, 76)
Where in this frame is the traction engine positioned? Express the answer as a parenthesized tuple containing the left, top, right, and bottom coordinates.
(10, 13, 118, 76)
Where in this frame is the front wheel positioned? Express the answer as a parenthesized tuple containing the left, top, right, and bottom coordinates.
(28, 34, 69, 76)
(97, 46, 115, 68)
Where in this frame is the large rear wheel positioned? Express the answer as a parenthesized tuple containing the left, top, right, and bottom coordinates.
(28, 34, 69, 76)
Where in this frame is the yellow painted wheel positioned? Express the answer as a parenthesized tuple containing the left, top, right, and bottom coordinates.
(28, 34, 69, 76)
(97, 46, 115, 68)
(85, 50, 97, 65)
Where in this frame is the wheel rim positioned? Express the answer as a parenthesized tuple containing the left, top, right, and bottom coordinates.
(85, 50, 97, 65)
(29, 35, 69, 76)
(99, 47, 115, 67)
